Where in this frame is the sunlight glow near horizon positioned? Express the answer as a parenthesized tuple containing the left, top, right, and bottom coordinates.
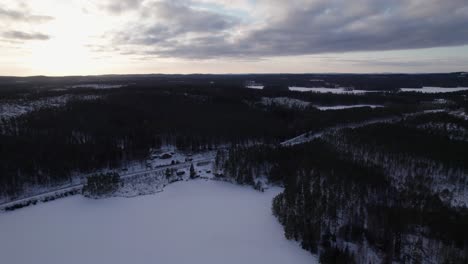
(1, 0, 467, 76)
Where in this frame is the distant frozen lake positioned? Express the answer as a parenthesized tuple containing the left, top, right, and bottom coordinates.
(316, 105, 384, 110)
(0, 180, 317, 264)
(400, 87, 468, 93)
(289, 86, 371, 94)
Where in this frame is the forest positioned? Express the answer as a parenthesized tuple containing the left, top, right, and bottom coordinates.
(0, 82, 418, 196)
(217, 112, 468, 263)
(1, 74, 468, 263)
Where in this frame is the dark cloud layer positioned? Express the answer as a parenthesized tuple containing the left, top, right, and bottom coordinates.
(115, 1, 238, 46)
(3, 30, 50, 41)
(112, 0, 468, 59)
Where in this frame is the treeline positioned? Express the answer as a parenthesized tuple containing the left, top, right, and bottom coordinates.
(82, 173, 120, 198)
(219, 128, 468, 263)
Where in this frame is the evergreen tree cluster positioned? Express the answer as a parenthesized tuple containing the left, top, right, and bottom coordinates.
(82, 173, 120, 197)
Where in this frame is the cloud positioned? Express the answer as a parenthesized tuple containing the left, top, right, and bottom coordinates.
(0, 7, 53, 23)
(114, 1, 239, 46)
(103, 0, 145, 14)
(2, 30, 50, 41)
(109, 0, 468, 59)
(238, 0, 468, 56)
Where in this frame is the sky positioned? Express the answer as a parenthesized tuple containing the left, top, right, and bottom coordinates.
(1, 0, 468, 76)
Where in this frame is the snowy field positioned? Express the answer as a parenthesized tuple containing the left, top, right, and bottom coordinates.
(400, 87, 468, 93)
(316, 104, 384, 110)
(289, 86, 373, 94)
(0, 180, 317, 264)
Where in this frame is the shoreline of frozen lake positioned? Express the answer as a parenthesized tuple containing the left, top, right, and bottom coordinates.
(0, 180, 318, 264)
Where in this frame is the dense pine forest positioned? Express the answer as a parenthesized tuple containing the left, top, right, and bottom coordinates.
(1, 73, 468, 263)
(217, 113, 468, 263)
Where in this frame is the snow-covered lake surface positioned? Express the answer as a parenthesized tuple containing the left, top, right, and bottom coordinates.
(316, 104, 384, 110)
(0, 180, 317, 264)
(289, 86, 372, 94)
(400, 87, 468, 93)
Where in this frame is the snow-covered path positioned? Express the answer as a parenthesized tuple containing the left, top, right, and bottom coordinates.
(0, 180, 318, 264)
(280, 116, 399, 146)
(281, 109, 446, 146)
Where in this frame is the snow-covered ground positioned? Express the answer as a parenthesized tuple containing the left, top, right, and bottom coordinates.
(400, 87, 468, 93)
(0, 147, 216, 205)
(316, 104, 384, 110)
(245, 81, 264, 90)
(247, 85, 264, 90)
(449, 110, 468, 121)
(281, 116, 400, 146)
(0, 95, 100, 119)
(0, 180, 317, 264)
(258, 98, 384, 111)
(260, 97, 311, 108)
(289, 86, 374, 94)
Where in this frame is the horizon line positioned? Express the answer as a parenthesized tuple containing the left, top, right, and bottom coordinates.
(1, 71, 467, 78)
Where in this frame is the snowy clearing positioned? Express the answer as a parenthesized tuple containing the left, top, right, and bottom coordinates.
(261, 97, 311, 108)
(247, 85, 264, 90)
(0, 180, 317, 264)
(289, 86, 374, 94)
(245, 81, 264, 90)
(316, 104, 384, 110)
(400, 87, 468, 93)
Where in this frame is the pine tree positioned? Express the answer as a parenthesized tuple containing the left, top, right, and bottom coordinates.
(190, 163, 197, 179)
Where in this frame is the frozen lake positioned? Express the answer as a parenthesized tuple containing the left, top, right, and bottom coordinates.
(400, 87, 468, 93)
(0, 180, 317, 264)
(289, 86, 371, 94)
(316, 104, 384, 110)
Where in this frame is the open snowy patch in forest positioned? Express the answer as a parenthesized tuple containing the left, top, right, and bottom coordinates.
(316, 105, 384, 110)
(0, 180, 317, 264)
(289, 86, 377, 94)
(400, 87, 468, 93)
(0, 95, 100, 119)
(245, 81, 264, 90)
(261, 97, 311, 108)
(247, 85, 264, 90)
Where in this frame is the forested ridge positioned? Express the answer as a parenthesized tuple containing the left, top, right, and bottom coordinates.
(218, 113, 468, 263)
